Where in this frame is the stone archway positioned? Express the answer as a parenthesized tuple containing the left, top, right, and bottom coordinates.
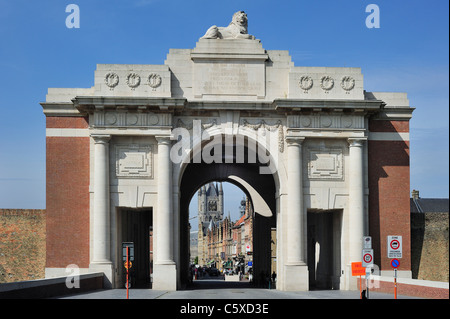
(41, 17, 413, 291)
(176, 136, 278, 289)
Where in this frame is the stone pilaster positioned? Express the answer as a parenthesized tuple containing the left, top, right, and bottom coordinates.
(348, 138, 366, 264)
(153, 135, 176, 290)
(284, 136, 309, 291)
(89, 134, 113, 287)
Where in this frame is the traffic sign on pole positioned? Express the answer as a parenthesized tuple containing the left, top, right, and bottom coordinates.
(363, 236, 372, 249)
(390, 258, 400, 269)
(362, 249, 374, 267)
(387, 236, 402, 258)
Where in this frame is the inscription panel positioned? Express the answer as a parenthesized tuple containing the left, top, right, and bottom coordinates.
(115, 144, 153, 178)
(308, 148, 343, 180)
(194, 61, 265, 98)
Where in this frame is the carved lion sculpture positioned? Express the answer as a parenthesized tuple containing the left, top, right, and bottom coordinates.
(201, 11, 255, 40)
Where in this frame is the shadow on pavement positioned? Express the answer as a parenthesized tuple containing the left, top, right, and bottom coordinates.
(186, 275, 262, 290)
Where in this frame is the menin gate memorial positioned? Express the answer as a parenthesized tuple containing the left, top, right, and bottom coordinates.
(41, 11, 414, 291)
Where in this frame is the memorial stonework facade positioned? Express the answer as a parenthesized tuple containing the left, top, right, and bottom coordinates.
(41, 11, 413, 291)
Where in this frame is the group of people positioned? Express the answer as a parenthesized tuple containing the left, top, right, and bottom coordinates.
(256, 271, 277, 288)
(191, 266, 215, 280)
(193, 266, 206, 279)
(189, 265, 277, 289)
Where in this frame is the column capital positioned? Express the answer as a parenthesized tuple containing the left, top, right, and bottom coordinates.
(155, 135, 172, 145)
(348, 137, 367, 147)
(91, 134, 111, 144)
(285, 136, 305, 146)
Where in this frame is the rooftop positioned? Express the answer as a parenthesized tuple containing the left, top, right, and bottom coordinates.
(410, 190, 449, 213)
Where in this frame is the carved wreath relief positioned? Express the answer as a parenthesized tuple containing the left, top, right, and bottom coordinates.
(297, 74, 356, 94)
(299, 76, 313, 92)
(104, 72, 162, 90)
(105, 72, 119, 89)
(126, 72, 141, 89)
(320, 75, 334, 92)
(148, 73, 162, 90)
(340, 76, 355, 93)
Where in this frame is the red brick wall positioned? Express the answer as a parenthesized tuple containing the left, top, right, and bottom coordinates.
(368, 120, 411, 272)
(46, 117, 90, 269)
(358, 277, 449, 299)
(46, 116, 89, 129)
(369, 119, 409, 133)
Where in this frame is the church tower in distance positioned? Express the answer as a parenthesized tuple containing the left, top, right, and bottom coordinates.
(197, 182, 224, 266)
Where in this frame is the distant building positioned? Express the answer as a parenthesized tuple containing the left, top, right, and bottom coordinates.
(410, 190, 449, 282)
(411, 189, 449, 214)
(197, 182, 224, 266)
(189, 230, 198, 264)
(198, 194, 254, 274)
(230, 197, 254, 273)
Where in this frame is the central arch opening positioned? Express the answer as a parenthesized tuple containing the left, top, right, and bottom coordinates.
(188, 181, 252, 288)
(178, 138, 279, 290)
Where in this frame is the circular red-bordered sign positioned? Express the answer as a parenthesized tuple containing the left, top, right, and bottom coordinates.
(363, 253, 373, 264)
(391, 258, 400, 268)
(390, 239, 400, 250)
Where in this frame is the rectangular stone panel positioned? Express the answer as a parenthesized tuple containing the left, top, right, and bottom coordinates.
(307, 148, 343, 180)
(193, 60, 265, 98)
(115, 144, 153, 178)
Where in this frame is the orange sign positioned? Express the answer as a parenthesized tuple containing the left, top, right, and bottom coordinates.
(351, 262, 365, 276)
(124, 261, 132, 269)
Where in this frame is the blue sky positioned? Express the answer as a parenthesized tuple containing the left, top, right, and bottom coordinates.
(0, 0, 448, 221)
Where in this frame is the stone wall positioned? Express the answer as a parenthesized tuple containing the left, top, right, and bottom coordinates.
(0, 209, 46, 283)
(411, 212, 449, 282)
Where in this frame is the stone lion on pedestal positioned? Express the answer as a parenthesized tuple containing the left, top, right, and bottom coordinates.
(201, 11, 255, 40)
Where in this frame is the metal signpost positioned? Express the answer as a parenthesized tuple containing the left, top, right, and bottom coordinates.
(387, 236, 402, 299)
(361, 236, 373, 299)
(122, 242, 134, 299)
(391, 258, 400, 299)
(351, 262, 366, 298)
(362, 248, 373, 299)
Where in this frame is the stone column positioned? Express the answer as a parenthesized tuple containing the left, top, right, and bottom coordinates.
(284, 136, 308, 291)
(155, 136, 174, 264)
(90, 134, 113, 288)
(91, 134, 111, 264)
(348, 138, 366, 263)
(286, 136, 306, 265)
(153, 136, 176, 290)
